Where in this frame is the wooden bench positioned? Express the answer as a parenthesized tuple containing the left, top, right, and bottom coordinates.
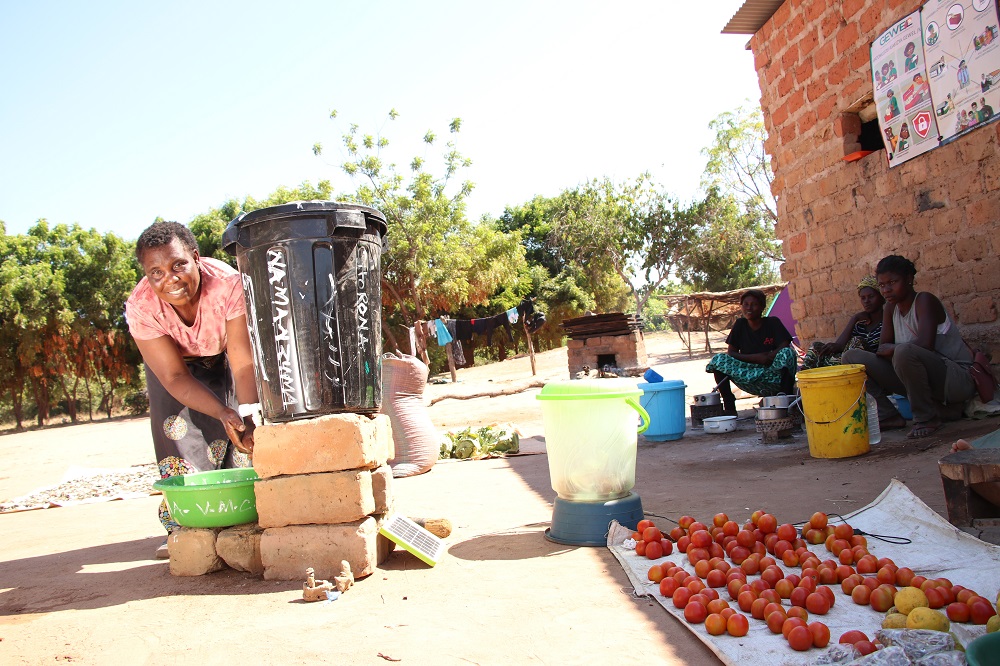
(938, 448, 1000, 528)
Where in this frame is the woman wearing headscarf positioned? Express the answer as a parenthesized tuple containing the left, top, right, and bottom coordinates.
(842, 255, 976, 439)
(705, 289, 798, 415)
(800, 276, 885, 370)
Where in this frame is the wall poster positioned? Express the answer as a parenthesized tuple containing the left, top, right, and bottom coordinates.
(870, 1, 1000, 166)
(871, 11, 941, 166)
(924, 0, 1000, 142)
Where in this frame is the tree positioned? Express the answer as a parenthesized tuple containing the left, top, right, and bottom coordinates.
(702, 104, 779, 234)
(548, 174, 694, 318)
(676, 190, 780, 292)
(315, 110, 525, 353)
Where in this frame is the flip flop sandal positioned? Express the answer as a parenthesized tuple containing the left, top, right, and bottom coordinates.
(907, 421, 943, 439)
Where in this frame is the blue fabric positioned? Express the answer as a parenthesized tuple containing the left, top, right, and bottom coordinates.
(507, 307, 519, 324)
(435, 319, 453, 345)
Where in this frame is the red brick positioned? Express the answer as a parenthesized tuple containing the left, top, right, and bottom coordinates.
(829, 59, 850, 85)
(253, 413, 392, 478)
(843, 0, 865, 19)
(371, 465, 393, 514)
(956, 296, 998, 324)
(814, 41, 835, 69)
(255, 470, 375, 529)
(860, 5, 884, 35)
(789, 232, 808, 254)
(788, 89, 805, 109)
(798, 109, 818, 134)
(806, 1, 826, 22)
(806, 79, 826, 103)
(773, 1, 791, 25)
(796, 57, 814, 84)
(754, 47, 770, 70)
(782, 45, 800, 70)
(771, 25, 788, 52)
(798, 28, 819, 56)
(836, 23, 860, 55)
(778, 73, 795, 96)
(261, 518, 378, 581)
(843, 78, 866, 99)
(781, 123, 797, 144)
(772, 102, 790, 128)
(967, 197, 998, 228)
(955, 235, 988, 263)
(973, 257, 1000, 291)
(821, 13, 841, 39)
(817, 96, 838, 120)
(817, 245, 837, 269)
(785, 13, 806, 39)
(834, 114, 862, 138)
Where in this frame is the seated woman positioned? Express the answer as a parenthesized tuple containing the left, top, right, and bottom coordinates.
(842, 255, 976, 439)
(800, 276, 885, 370)
(705, 289, 798, 415)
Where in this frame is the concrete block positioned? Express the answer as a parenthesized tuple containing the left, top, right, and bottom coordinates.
(261, 518, 378, 581)
(255, 470, 375, 528)
(253, 413, 392, 478)
(168, 527, 225, 577)
(216, 523, 264, 574)
(371, 465, 393, 514)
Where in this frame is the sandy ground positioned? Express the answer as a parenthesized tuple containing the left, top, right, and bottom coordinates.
(2, 330, 999, 665)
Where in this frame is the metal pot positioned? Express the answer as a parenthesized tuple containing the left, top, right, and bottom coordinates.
(693, 392, 721, 406)
(761, 394, 796, 409)
(755, 406, 788, 420)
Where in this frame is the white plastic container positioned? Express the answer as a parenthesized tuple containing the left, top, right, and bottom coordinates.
(867, 393, 881, 445)
(536, 380, 649, 501)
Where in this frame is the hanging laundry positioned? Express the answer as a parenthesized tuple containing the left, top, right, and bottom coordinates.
(445, 320, 466, 366)
(425, 320, 436, 339)
(491, 313, 515, 344)
(455, 319, 473, 341)
(506, 307, 519, 324)
(434, 318, 453, 345)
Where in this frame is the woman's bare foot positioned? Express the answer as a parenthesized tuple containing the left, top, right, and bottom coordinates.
(907, 419, 943, 439)
(950, 439, 974, 453)
(879, 415, 907, 430)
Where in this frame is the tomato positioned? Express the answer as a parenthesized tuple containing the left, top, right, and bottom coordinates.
(833, 523, 853, 540)
(635, 540, 646, 557)
(766, 609, 787, 633)
(782, 617, 807, 639)
(876, 566, 896, 585)
(672, 587, 692, 608)
(727, 613, 750, 637)
(659, 577, 679, 597)
(741, 556, 761, 576)
(707, 599, 730, 615)
(678, 515, 695, 530)
(787, 606, 808, 622)
(636, 519, 654, 534)
(775, 579, 794, 599)
(789, 587, 809, 608)
(704, 613, 727, 635)
(737, 590, 757, 612)
(720, 607, 736, 620)
(947, 601, 972, 622)
(839, 630, 869, 644)
(669, 527, 685, 541)
(970, 599, 998, 624)
(808, 621, 830, 648)
(705, 569, 727, 589)
(647, 564, 664, 583)
(702, 588, 720, 602)
(736, 530, 756, 548)
(805, 592, 830, 615)
(684, 601, 708, 624)
(818, 585, 836, 607)
(782, 549, 800, 567)
(750, 597, 769, 620)
(787, 625, 813, 651)
(722, 521, 739, 537)
(925, 586, 947, 609)
(694, 559, 712, 578)
(836, 565, 855, 583)
(727, 579, 745, 600)
(687, 579, 706, 594)
(689, 521, 709, 534)
(855, 641, 877, 656)
(776, 523, 797, 542)
(851, 585, 871, 605)
(730, 546, 750, 565)
(712, 513, 729, 528)
(763, 602, 783, 618)
(642, 526, 663, 543)
(676, 536, 691, 553)
(760, 589, 781, 605)
(757, 513, 778, 534)
(809, 512, 828, 530)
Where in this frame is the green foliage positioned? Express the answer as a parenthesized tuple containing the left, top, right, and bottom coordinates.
(676, 190, 780, 292)
(319, 109, 526, 352)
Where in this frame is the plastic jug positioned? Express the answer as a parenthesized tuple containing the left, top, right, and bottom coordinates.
(867, 393, 881, 445)
(537, 380, 649, 501)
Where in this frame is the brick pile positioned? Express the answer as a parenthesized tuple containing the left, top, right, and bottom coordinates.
(168, 413, 396, 580)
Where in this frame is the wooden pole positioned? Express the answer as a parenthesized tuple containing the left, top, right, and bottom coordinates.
(523, 319, 537, 376)
(445, 342, 457, 383)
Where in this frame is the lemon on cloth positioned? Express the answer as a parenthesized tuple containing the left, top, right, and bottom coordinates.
(882, 612, 908, 629)
(988, 615, 1000, 633)
(906, 607, 950, 632)
(895, 587, 929, 615)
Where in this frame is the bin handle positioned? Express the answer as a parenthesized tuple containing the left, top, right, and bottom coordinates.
(626, 397, 651, 434)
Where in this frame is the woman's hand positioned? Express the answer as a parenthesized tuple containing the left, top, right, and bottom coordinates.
(818, 342, 842, 356)
(876, 343, 896, 358)
(220, 407, 251, 454)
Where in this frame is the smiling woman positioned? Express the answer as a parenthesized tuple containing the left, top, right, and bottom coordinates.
(124, 221, 258, 555)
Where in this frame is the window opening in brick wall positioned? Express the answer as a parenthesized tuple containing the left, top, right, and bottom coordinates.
(859, 117, 885, 152)
(597, 353, 617, 369)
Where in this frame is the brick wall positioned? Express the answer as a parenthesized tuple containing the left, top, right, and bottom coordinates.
(749, 0, 1000, 356)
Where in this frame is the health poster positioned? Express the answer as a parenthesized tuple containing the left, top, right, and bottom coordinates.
(923, 0, 1000, 143)
(872, 11, 941, 166)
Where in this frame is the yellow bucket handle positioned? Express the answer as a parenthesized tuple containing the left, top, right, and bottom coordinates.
(626, 397, 651, 434)
(800, 384, 866, 426)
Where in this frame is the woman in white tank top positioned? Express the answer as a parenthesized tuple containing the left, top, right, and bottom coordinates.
(842, 255, 974, 439)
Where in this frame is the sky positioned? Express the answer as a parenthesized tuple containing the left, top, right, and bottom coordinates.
(0, 1, 762, 241)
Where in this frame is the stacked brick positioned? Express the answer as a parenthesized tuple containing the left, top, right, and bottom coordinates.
(566, 332, 649, 377)
(168, 413, 395, 580)
(745, 0, 999, 357)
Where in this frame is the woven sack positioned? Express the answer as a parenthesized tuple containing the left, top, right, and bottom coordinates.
(380, 352, 439, 478)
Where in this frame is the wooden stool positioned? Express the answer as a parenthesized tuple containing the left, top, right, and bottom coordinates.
(938, 448, 1000, 528)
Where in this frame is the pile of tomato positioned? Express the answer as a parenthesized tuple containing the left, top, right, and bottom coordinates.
(633, 510, 998, 653)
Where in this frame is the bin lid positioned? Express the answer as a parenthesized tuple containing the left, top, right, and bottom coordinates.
(536, 379, 643, 401)
(222, 200, 387, 254)
(636, 380, 686, 392)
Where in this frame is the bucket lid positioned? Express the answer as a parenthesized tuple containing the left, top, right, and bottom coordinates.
(222, 200, 387, 254)
(796, 363, 866, 384)
(637, 380, 686, 391)
(536, 379, 643, 401)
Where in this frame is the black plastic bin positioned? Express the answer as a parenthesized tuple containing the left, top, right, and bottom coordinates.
(222, 201, 387, 422)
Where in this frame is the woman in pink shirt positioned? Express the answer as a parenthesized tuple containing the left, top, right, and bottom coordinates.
(126, 222, 258, 555)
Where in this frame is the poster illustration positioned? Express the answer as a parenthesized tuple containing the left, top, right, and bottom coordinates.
(923, 0, 1000, 142)
(871, 11, 941, 166)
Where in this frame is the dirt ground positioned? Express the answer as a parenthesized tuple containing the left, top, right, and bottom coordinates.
(2, 330, 998, 665)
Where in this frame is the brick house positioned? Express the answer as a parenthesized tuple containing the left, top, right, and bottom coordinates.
(724, 0, 999, 357)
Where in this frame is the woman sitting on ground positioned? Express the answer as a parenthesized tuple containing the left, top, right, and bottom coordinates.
(842, 255, 976, 439)
(800, 276, 885, 370)
(705, 289, 798, 415)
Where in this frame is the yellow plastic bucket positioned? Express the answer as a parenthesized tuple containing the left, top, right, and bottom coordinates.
(796, 364, 870, 459)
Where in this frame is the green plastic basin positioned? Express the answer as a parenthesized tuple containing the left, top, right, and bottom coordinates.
(967, 631, 1000, 666)
(153, 468, 259, 528)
